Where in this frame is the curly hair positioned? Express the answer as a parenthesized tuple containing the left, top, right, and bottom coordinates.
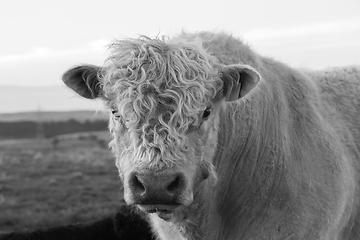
(100, 36, 222, 166)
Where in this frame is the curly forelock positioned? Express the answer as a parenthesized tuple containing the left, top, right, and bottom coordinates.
(100, 35, 222, 162)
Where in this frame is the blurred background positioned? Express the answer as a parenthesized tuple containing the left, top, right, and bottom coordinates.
(0, 0, 359, 233)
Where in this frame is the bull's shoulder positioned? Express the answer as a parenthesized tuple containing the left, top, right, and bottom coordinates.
(304, 66, 360, 149)
(303, 66, 360, 114)
(304, 66, 360, 92)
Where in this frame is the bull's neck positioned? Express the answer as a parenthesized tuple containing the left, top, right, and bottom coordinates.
(205, 83, 289, 238)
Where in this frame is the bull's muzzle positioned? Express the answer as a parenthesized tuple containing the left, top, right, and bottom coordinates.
(127, 171, 193, 213)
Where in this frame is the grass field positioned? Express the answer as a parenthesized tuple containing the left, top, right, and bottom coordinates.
(0, 131, 124, 234)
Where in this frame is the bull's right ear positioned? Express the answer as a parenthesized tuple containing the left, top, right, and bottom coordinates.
(220, 64, 261, 102)
(62, 65, 102, 99)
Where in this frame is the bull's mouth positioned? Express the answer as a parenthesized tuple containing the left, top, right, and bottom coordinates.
(137, 204, 180, 220)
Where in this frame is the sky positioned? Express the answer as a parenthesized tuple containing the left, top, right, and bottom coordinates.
(0, 0, 359, 113)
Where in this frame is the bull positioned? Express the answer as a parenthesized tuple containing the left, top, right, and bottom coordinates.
(62, 31, 360, 240)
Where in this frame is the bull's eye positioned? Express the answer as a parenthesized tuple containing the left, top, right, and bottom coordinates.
(111, 109, 121, 119)
(202, 107, 211, 120)
(111, 109, 129, 130)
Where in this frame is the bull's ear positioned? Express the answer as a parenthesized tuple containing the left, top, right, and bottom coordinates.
(62, 65, 102, 99)
(220, 64, 261, 102)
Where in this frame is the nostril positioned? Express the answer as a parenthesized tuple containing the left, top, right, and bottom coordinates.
(130, 174, 146, 194)
(167, 175, 183, 193)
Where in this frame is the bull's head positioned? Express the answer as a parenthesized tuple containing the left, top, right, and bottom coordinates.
(62, 37, 260, 220)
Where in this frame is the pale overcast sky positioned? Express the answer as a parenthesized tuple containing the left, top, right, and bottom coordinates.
(0, 0, 359, 112)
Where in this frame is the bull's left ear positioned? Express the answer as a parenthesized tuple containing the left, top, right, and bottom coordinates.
(220, 64, 261, 102)
(62, 65, 102, 99)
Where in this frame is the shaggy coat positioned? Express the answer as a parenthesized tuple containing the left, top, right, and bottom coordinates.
(62, 31, 360, 240)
